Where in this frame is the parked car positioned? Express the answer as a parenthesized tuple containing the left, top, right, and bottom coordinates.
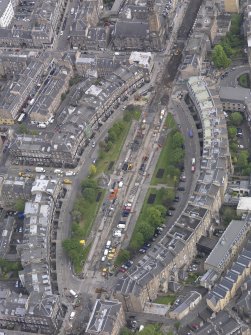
(177, 186, 185, 191)
(139, 248, 146, 254)
(125, 260, 133, 267)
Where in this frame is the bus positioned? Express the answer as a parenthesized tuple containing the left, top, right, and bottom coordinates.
(17, 113, 26, 123)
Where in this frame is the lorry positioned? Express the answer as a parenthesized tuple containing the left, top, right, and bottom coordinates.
(69, 289, 78, 298)
(35, 167, 45, 173)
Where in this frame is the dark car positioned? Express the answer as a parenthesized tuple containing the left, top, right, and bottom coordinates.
(122, 211, 129, 217)
(125, 260, 133, 267)
(167, 211, 173, 216)
(169, 206, 176, 211)
(177, 186, 185, 191)
(174, 196, 180, 202)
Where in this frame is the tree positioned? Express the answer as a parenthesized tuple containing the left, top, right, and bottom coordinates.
(89, 164, 97, 177)
(220, 38, 233, 57)
(137, 222, 155, 240)
(14, 199, 25, 212)
(174, 321, 181, 330)
(230, 14, 241, 35)
(146, 207, 163, 228)
(154, 204, 167, 217)
(135, 324, 164, 335)
(172, 148, 184, 165)
(237, 150, 249, 169)
(105, 141, 113, 152)
(108, 129, 117, 143)
(82, 188, 96, 202)
(229, 142, 238, 153)
(171, 131, 184, 148)
(229, 112, 243, 126)
(212, 45, 231, 69)
(115, 249, 131, 266)
(71, 209, 82, 223)
(221, 206, 237, 226)
(130, 232, 144, 251)
(18, 124, 29, 134)
(81, 179, 98, 190)
(228, 126, 237, 139)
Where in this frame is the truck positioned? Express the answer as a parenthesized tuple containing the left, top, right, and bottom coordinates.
(35, 167, 45, 173)
(69, 289, 78, 298)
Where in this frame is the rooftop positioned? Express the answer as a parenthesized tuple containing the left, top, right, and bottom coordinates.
(86, 299, 123, 334)
(205, 218, 251, 271)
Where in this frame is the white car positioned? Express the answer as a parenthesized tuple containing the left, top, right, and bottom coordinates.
(92, 141, 96, 148)
(60, 31, 63, 36)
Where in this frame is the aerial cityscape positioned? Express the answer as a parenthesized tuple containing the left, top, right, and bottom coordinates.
(0, 0, 251, 334)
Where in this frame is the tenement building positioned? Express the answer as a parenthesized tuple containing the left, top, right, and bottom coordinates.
(0, 176, 64, 334)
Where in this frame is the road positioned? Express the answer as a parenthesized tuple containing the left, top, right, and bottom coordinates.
(220, 65, 250, 88)
(54, 0, 80, 51)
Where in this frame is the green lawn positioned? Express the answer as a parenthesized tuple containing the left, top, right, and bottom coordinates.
(155, 295, 177, 305)
(151, 132, 181, 186)
(185, 273, 199, 284)
(0, 259, 22, 279)
(77, 190, 105, 238)
(63, 185, 104, 274)
(74, 243, 92, 274)
(95, 122, 131, 174)
(95, 109, 141, 174)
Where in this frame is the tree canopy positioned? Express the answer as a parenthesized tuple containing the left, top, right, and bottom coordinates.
(212, 45, 231, 69)
(229, 112, 243, 126)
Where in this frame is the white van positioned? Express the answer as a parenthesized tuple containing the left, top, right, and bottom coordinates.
(65, 171, 76, 176)
(192, 157, 196, 165)
(106, 240, 111, 248)
(71, 8, 74, 14)
(117, 223, 126, 229)
(37, 123, 46, 128)
(69, 311, 76, 320)
(54, 169, 63, 175)
(103, 249, 109, 256)
(69, 289, 78, 298)
(35, 167, 45, 173)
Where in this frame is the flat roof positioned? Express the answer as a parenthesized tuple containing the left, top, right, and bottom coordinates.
(237, 197, 251, 211)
